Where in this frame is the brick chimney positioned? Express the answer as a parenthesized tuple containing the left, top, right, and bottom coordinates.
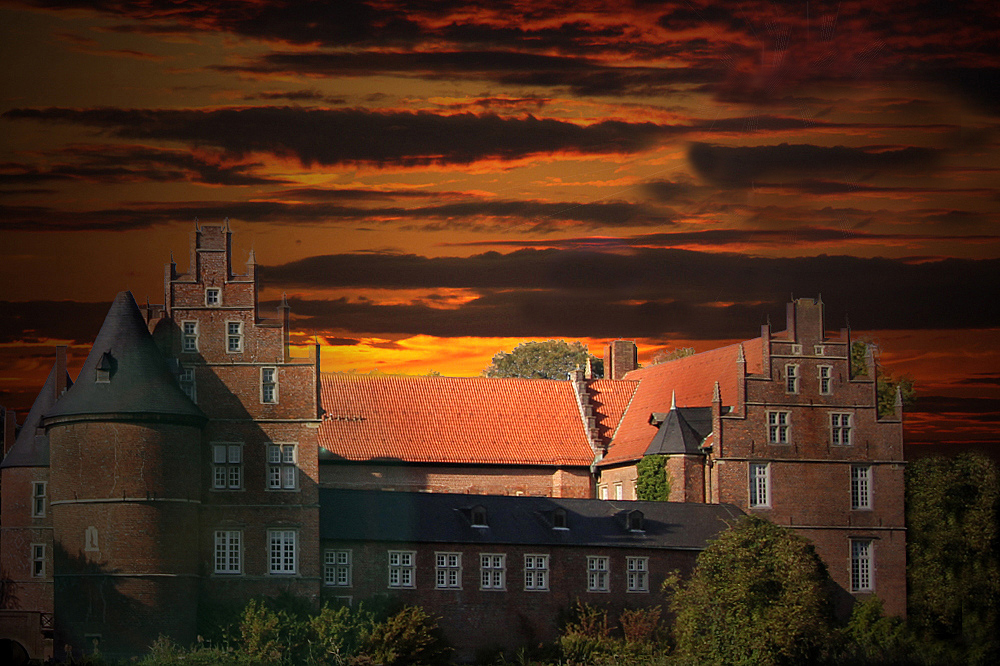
(603, 340, 638, 380)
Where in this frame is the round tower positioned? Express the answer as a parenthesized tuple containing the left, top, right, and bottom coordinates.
(43, 292, 206, 660)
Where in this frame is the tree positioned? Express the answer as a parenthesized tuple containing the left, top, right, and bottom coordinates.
(636, 455, 670, 501)
(650, 347, 695, 365)
(906, 454, 999, 664)
(851, 340, 915, 418)
(669, 515, 834, 665)
(482, 340, 603, 380)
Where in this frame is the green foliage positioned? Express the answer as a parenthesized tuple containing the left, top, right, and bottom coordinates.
(558, 602, 667, 666)
(483, 340, 602, 380)
(851, 340, 915, 417)
(832, 597, 918, 665)
(851, 340, 871, 377)
(636, 455, 671, 501)
(669, 515, 834, 665)
(361, 605, 451, 666)
(650, 347, 695, 365)
(906, 454, 1000, 664)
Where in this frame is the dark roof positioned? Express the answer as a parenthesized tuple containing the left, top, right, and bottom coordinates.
(319, 488, 743, 551)
(43, 291, 205, 426)
(644, 407, 713, 456)
(0, 362, 72, 469)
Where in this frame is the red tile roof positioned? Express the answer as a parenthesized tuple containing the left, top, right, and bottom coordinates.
(319, 374, 596, 466)
(600, 339, 762, 466)
(587, 378, 638, 446)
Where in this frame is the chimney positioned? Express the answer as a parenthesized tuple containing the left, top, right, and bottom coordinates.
(55, 345, 68, 399)
(604, 340, 638, 380)
(3, 408, 16, 457)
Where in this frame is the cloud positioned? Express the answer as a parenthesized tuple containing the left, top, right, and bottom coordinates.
(3, 107, 673, 166)
(688, 142, 943, 188)
(0, 300, 111, 344)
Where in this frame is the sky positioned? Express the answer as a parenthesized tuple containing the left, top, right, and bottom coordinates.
(1, 0, 998, 455)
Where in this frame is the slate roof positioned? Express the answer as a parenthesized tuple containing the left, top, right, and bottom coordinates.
(320, 488, 744, 550)
(600, 340, 762, 466)
(318, 375, 595, 466)
(0, 361, 72, 469)
(644, 407, 714, 456)
(44, 291, 205, 425)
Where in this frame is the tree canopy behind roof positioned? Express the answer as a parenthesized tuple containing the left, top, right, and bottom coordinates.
(482, 340, 603, 380)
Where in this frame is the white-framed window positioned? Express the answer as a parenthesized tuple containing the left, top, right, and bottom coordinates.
(227, 321, 243, 353)
(388, 550, 415, 588)
(599, 485, 608, 500)
(819, 365, 833, 394)
(206, 288, 221, 306)
(179, 367, 196, 402)
(31, 481, 46, 518)
(614, 483, 623, 500)
(435, 552, 462, 589)
(791, 344, 802, 355)
(831, 413, 852, 445)
(749, 462, 770, 507)
(785, 364, 799, 393)
(524, 554, 549, 591)
(480, 554, 506, 590)
(627, 556, 649, 592)
(268, 530, 297, 575)
(852, 466, 872, 510)
(212, 444, 242, 490)
(814, 345, 825, 356)
(851, 539, 874, 592)
(214, 530, 241, 574)
(768, 411, 790, 444)
(182, 321, 198, 353)
(31, 544, 45, 578)
(261, 367, 277, 404)
(267, 444, 297, 490)
(587, 556, 610, 592)
(324, 549, 352, 587)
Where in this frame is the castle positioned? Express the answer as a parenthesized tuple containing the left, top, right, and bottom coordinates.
(0, 223, 905, 662)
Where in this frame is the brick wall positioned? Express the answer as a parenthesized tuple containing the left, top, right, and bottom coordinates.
(0, 467, 54, 615)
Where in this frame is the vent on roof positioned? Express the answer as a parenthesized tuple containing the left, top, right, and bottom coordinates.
(552, 508, 568, 530)
(96, 351, 115, 384)
(627, 509, 644, 532)
(471, 505, 487, 527)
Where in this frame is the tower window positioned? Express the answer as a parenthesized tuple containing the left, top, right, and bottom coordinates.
(31, 544, 45, 578)
(206, 288, 221, 306)
(851, 539, 874, 592)
(182, 321, 198, 353)
(261, 367, 277, 403)
(227, 321, 243, 353)
(32, 482, 46, 518)
(179, 367, 196, 402)
(213, 444, 242, 490)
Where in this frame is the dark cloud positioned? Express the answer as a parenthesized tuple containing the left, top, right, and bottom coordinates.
(262, 248, 1000, 337)
(688, 142, 943, 188)
(911, 396, 1000, 416)
(324, 336, 361, 346)
(956, 374, 1000, 387)
(3, 107, 672, 166)
(0, 300, 111, 345)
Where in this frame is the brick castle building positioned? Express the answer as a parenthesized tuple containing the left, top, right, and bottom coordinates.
(0, 223, 905, 662)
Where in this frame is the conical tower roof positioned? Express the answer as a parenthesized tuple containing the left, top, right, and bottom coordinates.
(0, 362, 72, 468)
(44, 291, 206, 426)
(644, 406, 713, 456)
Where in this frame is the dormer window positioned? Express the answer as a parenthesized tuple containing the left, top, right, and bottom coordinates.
(552, 509, 568, 530)
(627, 510, 644, 532)
(96, 351, 113, 383)
(471, 506, 487, 527)
(206, 288, 221, 306)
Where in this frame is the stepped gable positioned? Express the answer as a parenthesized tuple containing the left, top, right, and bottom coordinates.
(0, 362, 73, 468)
(43, 291, 205, 426)
(320, 487, 745, 550)
(319, 374, 595, 466)
(601, 339, 762, 465)
(644, 407, 713, 456)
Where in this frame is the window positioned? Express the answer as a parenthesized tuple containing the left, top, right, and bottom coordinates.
(32, 482, 46, 518)
(31, 544, 45, 578)
(388, 550, 415, 588)
(182, 321, 198, 353)
(214, 530, 241, 574)
(627, 557, 649, 592)
(267, 444, 297, 490)
(851, 539, 874, 592)
(819, 365, 833, 395)
(599, 485, 608, 500)
(785, 364, 799, 393)
(179, 367, 196, 402)
(227, 321, 243, 353)
(627, 510, 644, 532)
(85, 526, 99, 552)
(435, 552, 462, 589)
(212, 444, 242, 490)
(831, 413, 852, 445)
(587, 556, 609, 592)
(261, 367, 277, 404)
(791, 344, 802, 355)
(552, 509, 568, 530)
(268, 530, 297, 575)
(324, 549, 352, 587)
(749, 463, 770, 507)
(480, 554, 505, 590)
(852, 466, 872, 510)
(471, 506, 487, 527)
(768, 411, 790, 444)
(814, 345, 825, 356)
(615, 483, 623, 500)
(524, 554, 549, 591)
(206, 288, 221, 306)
